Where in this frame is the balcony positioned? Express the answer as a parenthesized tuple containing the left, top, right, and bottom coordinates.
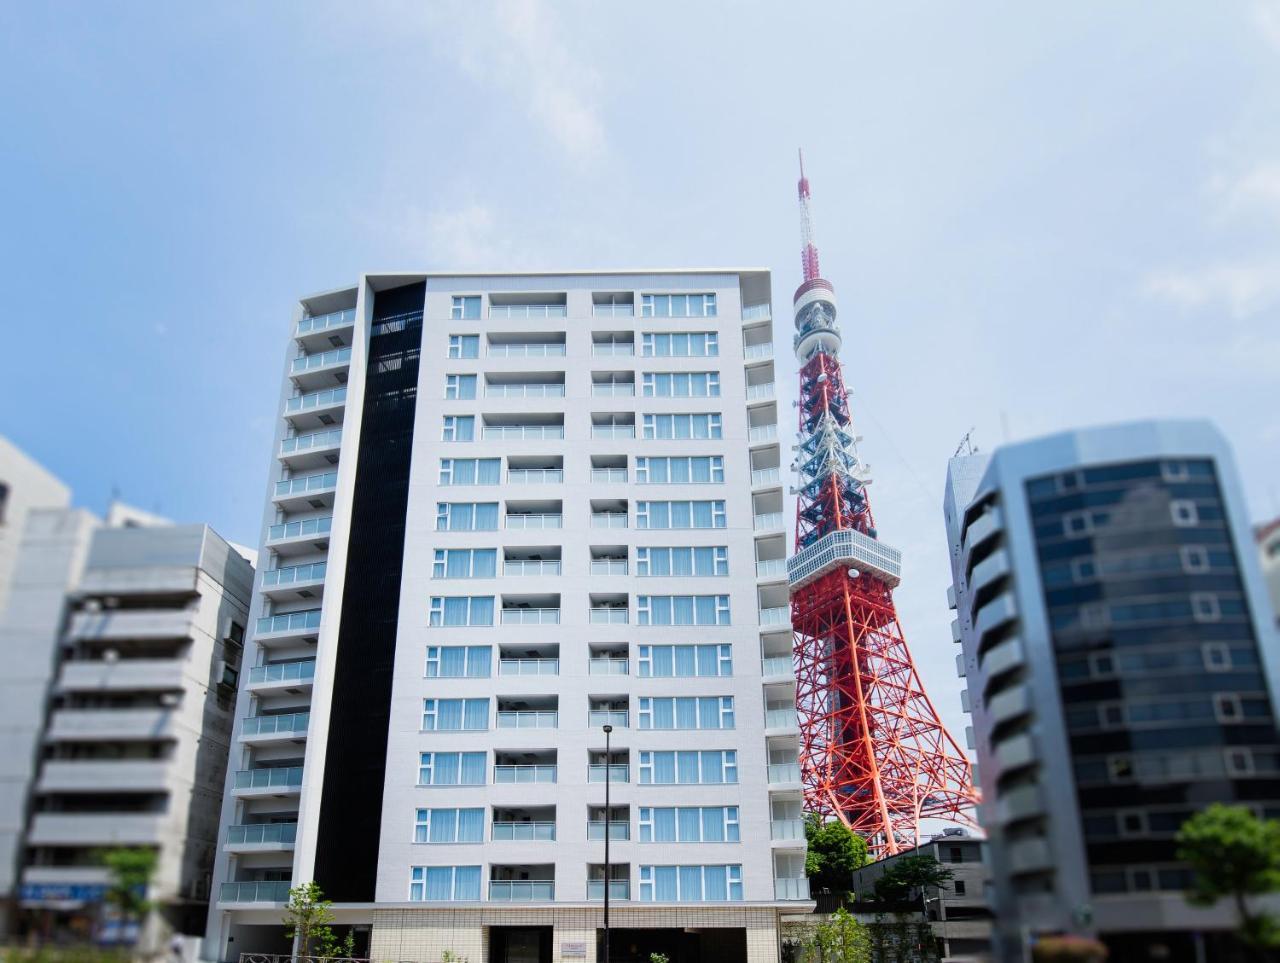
(225, 823, 298, 851)
(756, 558, 787, 580)
(284, 387, 346, 425)
(587, 821, 630, 841)
(241, 711, 310, 742)
(246, 660, 316, 690)
(749, 424, 779, 445)
(752, 467, 782, 488)
(761, 656, 793, 679)
(500, 607, 560, 625)
(742, 303, 772, 322)
(504, 560, 561, 577)
(507, 468, 564, 484)
(587, 880, 631, 900)
(589, 658, 629, 676)
(66, 609, 193, 643)
(744, 342, 775, 361)
(488, 343, 566, 358)
(492, 822, 556, 841)
(290, 347, 351, 388)
(592, 343, 634, 357)
(36, 760, 170, 794)
(590, 559, 628, 576)
(273, 471, 338, 509)
(255, 608, 321, 643)
(28, 813, 165, 847)
(592, 425, 635, 439)
(266, 516, 332, 554)
(588, 709, 628, 728)
(489, 304, 566, 319)
(45, 708, 173, 742)
(57, 659, 184, 693)
(486, 383, 566, 399)
(219, 881, 292, 904)
(592, 383, 635, 397)
(746, 382, 776, 402)
(587, 764, 629, 783)
(484, 425, 565, 442)
(591, 468, 628, 483)
(759, 605, 790, 626)
(765, 708, 799, 732)
(262, 561, 327, 596)
(589, 608, 628, 625)
(494, 765, 557, 784)
(770, 819, 805, 842)
(232, 767, 304, 795)
(489, 880, 554, 902)
(590, 513, 628, 529)
(593, 302, 634, 318)
(499, 658, 559, 676)
(280, 428, 342, 467)
(496, 710, 558, 729)
(774, 877, 810, 900)
(767, 763, 802, 786)
(754, 512, 785, 532)
(296, 307, 355, 338)
(505, 513, 563, 529)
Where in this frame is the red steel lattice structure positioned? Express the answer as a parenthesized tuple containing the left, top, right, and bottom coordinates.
(787, 153, 977, 857)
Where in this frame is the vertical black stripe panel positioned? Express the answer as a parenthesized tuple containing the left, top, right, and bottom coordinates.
(313, 282, 424, 900)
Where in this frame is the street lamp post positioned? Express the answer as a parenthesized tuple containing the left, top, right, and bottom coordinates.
(602, 723, 613, 963)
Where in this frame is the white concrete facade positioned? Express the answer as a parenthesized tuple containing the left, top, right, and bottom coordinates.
(206, 271, 807, 963)
(0, 436, 71, 620)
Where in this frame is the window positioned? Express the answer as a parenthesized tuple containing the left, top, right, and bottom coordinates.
(639, 750, 737, 784)
(642, 413, 722, 440)
(635, 456, 723, 485)
(418, 751, 486, 786)
(451, 297, 481, 321)
(637, 595, 730, 626)
(1203, 642, 1233, 672)
(442, 416, 475, 441)
(948, 846, 964, 864)
(1062, 511, 1092, 536)
(954, 880, 967, 896)
(1226, 748, 1255, 776)
(1170, 500, 1199, 527)
(636, 547, 728, 577)
(1191, 593, 1221, 622)
(436, 503, 499, 531)
(425, 646, 492, 678)
(641, 293, 717, 318)
(414, 808, 484, 843)
(638, 864, 742, 902)
(1119, 811, 1147, 837)
(638, 807, 739, 843)
(641, 332, 718, 357)
(448, 334, 480, 357)
(421, 698, 489, 731)
(409, 865, 482, 901)
(642, 371, 720, 397)
(428, 596, 495, 627)
(638, 696, 734, 730)
(439, 458, 501, 486)
(635, 501, 726, 529)
(433, 548, 498, 578)
(638, 644, 732, 677)
(1181, 545, 1210, 573)
(1215, 693, 1243, 722)
(445, 374, 477, 400)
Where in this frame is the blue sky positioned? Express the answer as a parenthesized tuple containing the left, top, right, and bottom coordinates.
(2, 1, 1279, 736)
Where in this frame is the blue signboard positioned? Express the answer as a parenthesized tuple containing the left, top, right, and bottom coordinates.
(18, 883, 108, 902)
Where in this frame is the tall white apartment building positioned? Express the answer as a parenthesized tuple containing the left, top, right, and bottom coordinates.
(0, 437, 72, 619)
(206, 271, 808, 963)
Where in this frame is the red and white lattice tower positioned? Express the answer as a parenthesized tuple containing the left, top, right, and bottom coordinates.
(786, 152, 977, 857)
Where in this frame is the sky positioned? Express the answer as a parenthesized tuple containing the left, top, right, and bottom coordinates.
(2, 1, 1279, 741)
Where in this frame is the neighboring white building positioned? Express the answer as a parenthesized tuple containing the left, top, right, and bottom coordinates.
(0, 436, 72, 619)
(1257, 518, 1280, 624)
(205, 271, 808, 963)
(0, 508, 254, 946)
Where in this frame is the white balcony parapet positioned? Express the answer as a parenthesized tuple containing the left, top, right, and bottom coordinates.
(499, 658, 559, 675)
(592, 426, 636, 439)
(274, 471, 338, 498)
(742, 303, 772, 322)
(770, 819, 805, 841)
(590, 559, 628, 576)
(226, 823, 298, 846)
(256, 609, 322, 636)
(233, 767, 304, 791)
(220, 881, 291, 904)
(285, 387, 347, 414)
(586, 822, 630, 841)
(593, 303, 635, 318)
(507, 468, 564, 484)
(752, 467, 782, 488)
(590, 513, 628, 529)
(589, 659, 629, 675)
(754, 512, 785, 531)
(591, 383, 635, 397)
(291, 346, 351, 375)
(494, 764, 557, 783)
(767, 762, 802, 784)
(504, 560, 562, 576)
(262, 561, 326, 588)
(500, 607, 560, 624)
(756, 558, 786, 579)
(506, 514, 563, 529)
(492, 822, 556, 841)
(280, 428, 342, 456)
(488, 343, 566, 357)
(37, 760, 169, 793)
(788, 528, 903, 591)
(57, 659, 184, 692)
(761, 656, 793, 678)
(484, 425, 564, 441)
(589, 608, 628, 624)
(592, 343, 635, 356)
(296, 308, 355, 336)
(497, 710, 559, 728)
(759, 606, 790, 626)
(247, 661, 316, 686)
(241, 712, 310, 737)
(489, 304, 566, 319)
(744, 342, 775, 360)
(28, 813, 165, 846)
(774, 877, 811, 900)
(489, 880, 555, 901)
(746, 382, 776, 401)
(591, 468, 628, 483)
(486, 384, 566, 398)
(267, 516, 332, 543)
(749, 424, 779, 443)
(587, 880, 630, 900)
(588, 709, 629, 727)
(587, 764, 629, 783)
(765, 708, 799, 730)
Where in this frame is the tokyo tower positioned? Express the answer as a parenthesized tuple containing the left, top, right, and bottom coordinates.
(786, 153, 977, 857)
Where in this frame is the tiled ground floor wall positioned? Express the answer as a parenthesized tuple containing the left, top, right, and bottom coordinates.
(370, 905, 782, 963)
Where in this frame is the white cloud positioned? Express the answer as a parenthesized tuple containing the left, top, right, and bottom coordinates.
(1214, 162, 1280, 214)
(1144, 258, 1280, 317)
(1256, 0, 1280, 51)
(421, 202, 519, 270)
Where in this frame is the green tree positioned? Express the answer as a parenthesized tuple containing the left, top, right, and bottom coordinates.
(283, 881, 352, 957)
(101, 846, 157, 937)
(1177, 804, 1280, 950)
(805, 815, 868, 896)
(871, 855, 954, 910)
(805, 907, 871, 963)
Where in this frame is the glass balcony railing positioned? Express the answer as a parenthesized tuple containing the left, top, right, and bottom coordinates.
(592, 425, 635, 439)
(754, 513, 785, 531)
(592, 343, 634, 356)
(291, 346, 351, 375)
(500, 608, 560, 625)
(241, 712, 310, 737)
(506, 514, 563, 529)
(499, 658, 559, 675)
(751, 467, 781, 487)
(761, 656, 793, 677)
(590, 559, 627, 576)
(592, 303, 634, 318)
(587, 764, 629, 783)
(588, 709, 628, 727)
(771, 819, 805, 841)
(494, 764, 557, 784)
(760, 606, 790, 625)
(744, 342, 775, 360)
(503, 560, 561, 576)
(589, 659, 629, 676)
(296, 308, 356, 336)
(591, 383, 635, 396)
(749, 424, 779, 443)
(285, 387, 347, 414)
(507, 468, 564, 484)
(280, 428, 342, 456)
(227, 823, 298, 846)
(488, 343, 566, 357)
(233, 767, 304, 790)
(774, 877, 810, 900)
(768, 762, 802, 784)
(267, 516, 332, 542)
(497, 710, 559, 729)
(220, 881, 292, 903)
(256, 609, 322, 636)
(589, 608, 628, 625)
(274, 472, 338, 498)
(590, 514, 628, 529)
(586, 821, 630, 841)
(489, 880, 555, 901)
(486, 383, 566, 398)
(489, 304, 566, 319)
(484, 425, 565, 441)
(746, 382, 776, 401)
(756, 558, 786, 579)
(247, 661, 316, 686)
(492, 822, 556, 841)
(587, 880, 630, 900)
(590, 468, 627, 483)
(262, 562, 327, 587)
(742, 303, 772, 322)
(765, 709, 798, 730)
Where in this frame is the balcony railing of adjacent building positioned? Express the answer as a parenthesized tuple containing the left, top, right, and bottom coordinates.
(492, 822, 556, 841)
(503, 560, 561, 576)
(291, 346, 352, 375)
(500, 607, 560, 625)
(499, 658, 560, 676)
(749, 424, 779, 444)
(590, 513, 628, 529)
(486, 383, 566, 399)
(274, 472, 338, 498)
(587, 880, 631, 900)
(488, 343, 566, 357)
(267, 516, 332, 543)
(770, 819, 805, 841)
(587, 764, 629, 783)
(505, 514, 563, 529)
(774, 877, 811, 900)
(226, 823, 298, 846)
(296, 308, 356, 336)
(751, 467, 781, 488)
(280, 428, 342, 456)
(507, 468, 563, 484)
(590, 559, 627, 576)
(588, 709, 628, 727)
(744, 342, 775, 360)
(494, 765, 557, 784)
(759, 606, 790, 626)
(593, 303, 635, 318)
(247, 661, 316, 686)
(220, 881, 292, 903)
(591, 425, 636, 439)
(262, 561, 327, 588)
(233, 767, 304, 791)
(756, 559, 786, 579)
(591, 383, 635, 397)
(765, 709, 799, 730)
(589, 608, 628, 624)
(496, 710, 559, 729)
(241, 712, 310, 737)
(484, 425, 565, 441)
(761, 656, 793, 678)
(285, 387, 347, 414)
(746, 382, 776, 402)
(489, 304, 566, 319)
(586, 821, 630, 841)
(742, 303, 772, 322)
(591, 343, 634, 357)
(489, 880, 555, 901)
(590, 468, 628, 483)
(767, 762, 802, 784)
(256, 609, 322, 636)
(589, 658, 629, 675)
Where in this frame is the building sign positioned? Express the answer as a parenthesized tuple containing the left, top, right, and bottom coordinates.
(561, 941, 587, 958)
(18, 883, 108, 903)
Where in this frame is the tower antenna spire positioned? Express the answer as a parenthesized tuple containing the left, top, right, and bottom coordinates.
(797, 148, 821, 283)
